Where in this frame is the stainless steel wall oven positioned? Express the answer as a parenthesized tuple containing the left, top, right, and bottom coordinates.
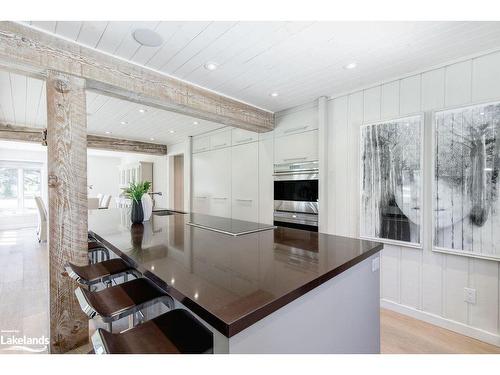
(273, 161, 319, 232)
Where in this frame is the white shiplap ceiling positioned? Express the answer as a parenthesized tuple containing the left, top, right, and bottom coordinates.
(85, 90, 225, 144)
(0, 69, 225, 145)
(21, 21, 500, 112)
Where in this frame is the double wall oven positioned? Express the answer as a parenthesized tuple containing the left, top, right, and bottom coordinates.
(273, 161, 319, 232)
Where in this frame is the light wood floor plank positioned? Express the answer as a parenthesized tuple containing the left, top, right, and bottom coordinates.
(381, 308, 500, 354)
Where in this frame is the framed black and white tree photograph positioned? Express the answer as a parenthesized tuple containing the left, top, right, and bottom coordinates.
(360, 115, 423, 247)
(433, 102, 500, 259)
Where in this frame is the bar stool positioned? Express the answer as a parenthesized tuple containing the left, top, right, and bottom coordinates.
(91, 309, 213, 354)
(65, 258, 140, 290)
(88, 241, 110, 264)
(75, 277, 174, 332)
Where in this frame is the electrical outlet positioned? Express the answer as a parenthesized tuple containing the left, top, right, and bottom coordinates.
(372, 257, 380, 272)
(464, 287, 477, 304)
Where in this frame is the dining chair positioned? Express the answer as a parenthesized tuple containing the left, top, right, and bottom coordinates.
(34, 196, 47, 243)
(99, 194, 112, 209)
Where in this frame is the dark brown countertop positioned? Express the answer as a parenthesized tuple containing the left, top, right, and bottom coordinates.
(88, 209, 382, 337)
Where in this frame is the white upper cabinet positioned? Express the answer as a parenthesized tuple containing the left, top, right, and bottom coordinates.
(274, 130, 318, 164)
(232, 142, 259, 222)
(209, 129, 231, 150)
(231, 128, 258, 145)
(192, 136, 210, 153)
(274, 105, 318, 138)
(208, 148, 231, 218)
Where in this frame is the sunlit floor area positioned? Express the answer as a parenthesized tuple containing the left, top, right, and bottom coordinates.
(0, 228, 48, 354)
(381, 308, 500, 354)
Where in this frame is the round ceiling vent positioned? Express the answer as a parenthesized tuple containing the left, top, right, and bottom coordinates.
(133, 29, 163, 47)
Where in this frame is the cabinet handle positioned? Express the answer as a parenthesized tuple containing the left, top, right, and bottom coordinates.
(212, 197, 227, 200)
(235, 199, 253, 202)
(284, 126, 307, 134)
(235, 137, 254, 143)
(212, 143, 228, 148)
(195, 196, 208, 199)
(283, 157, 307, 162)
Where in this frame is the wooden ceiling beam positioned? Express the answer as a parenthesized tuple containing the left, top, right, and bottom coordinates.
(0, 22, 275, 132)
(0, 122, 168, 155)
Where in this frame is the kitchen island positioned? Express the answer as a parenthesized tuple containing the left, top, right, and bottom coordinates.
(88, 209, 383, 353)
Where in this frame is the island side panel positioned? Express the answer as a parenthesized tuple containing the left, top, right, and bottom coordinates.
(227, 252, 381, 354)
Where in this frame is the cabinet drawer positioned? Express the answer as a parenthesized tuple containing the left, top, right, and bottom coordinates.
(232, 128, 258, 145)
(192, 136, 210, 153)
(274, 106, 318, 138)
(210, 130, 231, 150)
(274, 130, 318, 164)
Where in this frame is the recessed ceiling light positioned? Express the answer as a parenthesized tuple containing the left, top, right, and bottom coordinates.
(150, 137, 155, 141)
(344, 62, 357, 70)
(132, 29, 163, 47)
(270, 92, 279, 97)
(105, 131, 111, 135)
(120, 121, 128, 125)
(138, 109, 146, 113)
(169, 130, 175, 134)
(204, 62, 219, 71)
(193, 121, 198, 125)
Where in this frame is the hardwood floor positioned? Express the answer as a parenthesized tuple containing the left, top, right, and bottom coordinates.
(0, 228, 48, 354)
(381, 308, 500, 354)
(1, 228, 499, 354)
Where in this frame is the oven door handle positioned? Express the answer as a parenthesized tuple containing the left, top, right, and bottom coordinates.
(273, 170, 318, 176)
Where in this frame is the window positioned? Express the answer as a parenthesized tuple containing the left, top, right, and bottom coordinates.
(0, 162, 43, 215)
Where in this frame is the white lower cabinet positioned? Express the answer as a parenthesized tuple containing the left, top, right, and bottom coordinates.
(192, 148, 231, 217)
(258, 138, 274, 224)
(208, 148, 231, 217)
(231, 142, 259, 222)
(192, 152, 211, 214)
(274, 129, 318, 164)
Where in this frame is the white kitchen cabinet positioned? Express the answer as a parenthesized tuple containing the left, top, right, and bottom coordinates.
(192, 136, 210, 153)
(232, 142, 259, 222)
(192, 152, 211, 214)
(208, 148, 231, 218)
(210, 130, 231, 150)
(232, 128, 258, 145)
(274, 130, 318, 164)
(274, 106, 318, 138)
(259, 138, 274, 224)
(258, 129, 274, 141)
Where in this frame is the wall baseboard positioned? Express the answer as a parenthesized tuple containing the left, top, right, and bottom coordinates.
(381, 299, 500, 348)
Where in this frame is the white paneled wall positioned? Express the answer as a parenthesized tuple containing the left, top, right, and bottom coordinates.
(321, 50, 500, 345)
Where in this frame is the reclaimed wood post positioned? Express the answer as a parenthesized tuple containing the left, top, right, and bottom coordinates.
(46, 71, 89, 353)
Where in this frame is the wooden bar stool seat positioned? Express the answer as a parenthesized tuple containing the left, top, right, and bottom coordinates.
(75, 277, 174, 331)
(66, 258, 139, 288)
(91, 309, 213, 354)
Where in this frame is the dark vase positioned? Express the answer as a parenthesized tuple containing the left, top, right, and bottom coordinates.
(131, 200, 144, 224)
(130, 223, 144, 249)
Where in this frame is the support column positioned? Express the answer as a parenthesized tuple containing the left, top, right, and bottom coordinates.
(318, 96, 329, 233)
(46, 71, 89, 353)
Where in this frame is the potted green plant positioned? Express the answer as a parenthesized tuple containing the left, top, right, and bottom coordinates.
(122, 181, 152, 224)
